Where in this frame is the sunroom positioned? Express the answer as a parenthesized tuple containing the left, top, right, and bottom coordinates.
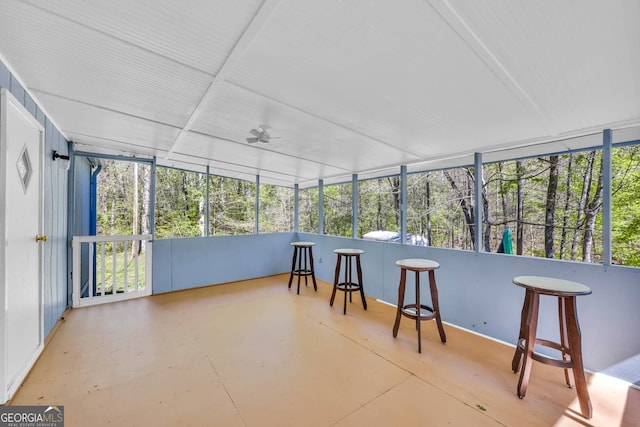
(0, 1, 639, 426)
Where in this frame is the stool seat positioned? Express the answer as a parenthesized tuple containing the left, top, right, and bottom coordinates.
(334, 248, 364, 255)
(330, 248, 366, 314)
(513, 276, 592, 296)
(392, 258, 446, 353)
(288, 242, 317, 294)
(395, 258, 439, 271)
(512, 275, 592, 419)
(291, 241, 315, 247)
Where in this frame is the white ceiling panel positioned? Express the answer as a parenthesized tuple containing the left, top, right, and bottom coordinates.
(34, 92, 181, 153)
(0, 1, 213, 127)
(228, 0, 549, 155)
(449, 1, 640, 132)
(18, 0, 263, 75)
(1, 0, 638, 187)
(174, 131, 349, 183)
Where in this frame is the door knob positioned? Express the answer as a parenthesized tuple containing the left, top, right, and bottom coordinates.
(35, 235, 48, 242)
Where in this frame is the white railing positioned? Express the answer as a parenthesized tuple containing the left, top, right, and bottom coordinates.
(72, 235, 152, 307)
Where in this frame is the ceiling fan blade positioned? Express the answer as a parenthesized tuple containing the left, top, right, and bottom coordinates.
(249, 129, 261, 137)
(246, 137, 259, 143)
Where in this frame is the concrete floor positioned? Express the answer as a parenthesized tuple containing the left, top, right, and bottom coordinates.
(9, 274, 639, 426)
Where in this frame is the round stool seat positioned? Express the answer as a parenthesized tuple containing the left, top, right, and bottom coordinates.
(334, 248, 364, 255)
(513, 276, 591, 296)
(395, 258, 439, 271)
(291, 241, 315, 247)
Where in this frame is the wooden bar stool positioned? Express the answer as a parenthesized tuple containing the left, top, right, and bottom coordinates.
(330, 248, 367, 315)
(392, 259, 446, 353)
(511, 276, 592, 419)
(287, 242, 317, 294)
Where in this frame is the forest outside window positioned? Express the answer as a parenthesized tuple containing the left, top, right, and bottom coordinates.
(323, 182, 352, 238)
(259, 183, 294, 233)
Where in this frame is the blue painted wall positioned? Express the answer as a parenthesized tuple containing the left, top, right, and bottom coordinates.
(0, 59, 69, 337)
(296, 232, 640, 374)
(152, 232, 295, 293)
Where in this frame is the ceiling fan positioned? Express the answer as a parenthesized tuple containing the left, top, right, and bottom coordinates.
(246, 124, 278, 144)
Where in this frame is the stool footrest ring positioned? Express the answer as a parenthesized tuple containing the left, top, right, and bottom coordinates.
(516, 338, 575, 369)
(400, 304, 436, 322)
(336, 282, 363, 292)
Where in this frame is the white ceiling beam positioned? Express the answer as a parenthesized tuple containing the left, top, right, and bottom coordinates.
(165, 0, 283, 159)
(427, 0, 559, 136)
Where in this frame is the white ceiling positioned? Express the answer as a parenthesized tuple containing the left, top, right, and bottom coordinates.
(1, 0, 639, 187)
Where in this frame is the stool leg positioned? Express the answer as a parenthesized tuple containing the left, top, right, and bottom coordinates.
(348, 257, 353, 303)
(415, 271, 422, 353)
(512, 290, 532, 373)
(343, 255, 349, 314)
(558, 297, 572, 387)
(517, 290, 539, 399)
(308, 246, 318, 291)
(296, 248, 303, 295)
(356, 254, 367, 310)
(330, 254, 341, 307)
(565, 296, 592, 419)
(302, 248, 308, 288)
(428, 270, 446, 343)
(393, 269, 407, 338)
(288, 247, 298, 289)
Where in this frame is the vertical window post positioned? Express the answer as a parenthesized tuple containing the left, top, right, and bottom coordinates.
(255, 174, 260, 234)
(602, 129, 612, 267)
(294, 183, 299, 233)
(318, 179, 324, 235)
(149, 156, 156, 237)
(474, 152, 482, 253)
(205, 166, 210, 237)
(400, 165, 407, 244)
(352, 174, 358, 239)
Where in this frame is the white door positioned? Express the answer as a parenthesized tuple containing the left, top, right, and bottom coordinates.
(0, 88, 45, 403)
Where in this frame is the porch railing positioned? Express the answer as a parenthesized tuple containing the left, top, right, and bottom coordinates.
(72, 234, 152, 307)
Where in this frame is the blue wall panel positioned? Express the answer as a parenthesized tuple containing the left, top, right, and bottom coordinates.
(152, 233, 295, 293)
(296, 232, 640, 374)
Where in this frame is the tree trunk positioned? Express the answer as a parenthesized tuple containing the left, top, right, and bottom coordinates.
(571, 152, 594, 260)
(559, 154, 573, 259)
(516, 160, 524, 255)
(582, 152, 603, 262)
(544, 155, 559, 258)
(443, 169, 475, 249)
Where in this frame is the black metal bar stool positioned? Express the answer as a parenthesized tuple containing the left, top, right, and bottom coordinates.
(287, 242, 317, 294)
(392, 258, 446, 353)
(330, 248, 367, 314)
(511, 275, 592, 419)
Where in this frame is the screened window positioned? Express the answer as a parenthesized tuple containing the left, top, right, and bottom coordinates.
(155, 167, 206, 238)
(208, 175, 255, 235)
(611, 143, 640, 266)
(406, 168, 475, 250)
(298, 187, 318, 233)
(259, 183, 294, 233)
(358, 177, 400, 239)
(96, 159, 151, 237)
(483, 150, 603, 262)
(323, 182, 353, 237)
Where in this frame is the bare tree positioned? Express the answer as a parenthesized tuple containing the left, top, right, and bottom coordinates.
(516, 160, 524, 255)
(544, 155, 559, 258)
(582, 152, 603, 262)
